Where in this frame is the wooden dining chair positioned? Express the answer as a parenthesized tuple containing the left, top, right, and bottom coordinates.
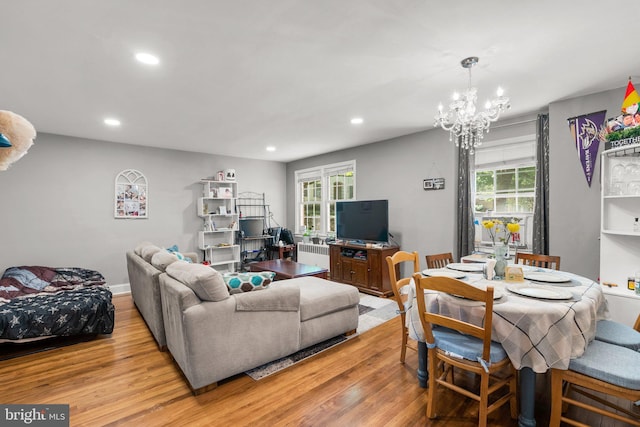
(412, 274, 518, 427)
(549, 339, 640, 426)
(514, 252, 561, 270)
(385, 251, 420, 364)
(425, 252, 454, 269)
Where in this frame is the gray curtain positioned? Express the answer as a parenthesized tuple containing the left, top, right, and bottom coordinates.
(456, 142, 475, 259)
(532, 113, 550, 254)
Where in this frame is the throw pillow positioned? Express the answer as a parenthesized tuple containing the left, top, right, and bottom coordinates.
(223, 271, 275, 294)
(165, 261, 229, 302)
(141, 245, 162, 263)
(166, 244, 192, 263)
(134, 241, 154, 257)
(150, 251, 179, 272)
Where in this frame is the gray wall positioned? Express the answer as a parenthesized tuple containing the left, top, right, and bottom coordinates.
(286, 86, 622, 281)
(0, 133, 286, 285)
(286, 130, 458, 267)
(549, 87, 623, 281)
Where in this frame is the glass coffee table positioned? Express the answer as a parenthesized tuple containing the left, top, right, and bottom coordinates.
(249, 259, 328, 281)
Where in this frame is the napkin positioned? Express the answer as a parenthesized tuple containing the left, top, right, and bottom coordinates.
(485, 259, 496, 280)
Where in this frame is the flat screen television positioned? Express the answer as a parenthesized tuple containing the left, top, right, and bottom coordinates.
(336, 200, 389, 244)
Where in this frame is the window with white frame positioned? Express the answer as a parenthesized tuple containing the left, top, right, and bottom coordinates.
(473, 135, 536, 248)
(295, 160, 356, 236)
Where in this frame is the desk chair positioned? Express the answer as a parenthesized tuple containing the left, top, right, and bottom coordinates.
(385, 251, 420, 364)
(425, 252, 454, 269)
(550, 340, 640, 426)
(514, 252, 561, 270)
(413, 274, 518, 427)
(595, 313, 640, 351)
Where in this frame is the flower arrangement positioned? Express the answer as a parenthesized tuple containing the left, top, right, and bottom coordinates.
(481, 217, 521, 246)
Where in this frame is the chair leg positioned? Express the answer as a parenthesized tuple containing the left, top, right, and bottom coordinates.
(549, 370, 563, 427)
(478, 371, 489, 427)
(426, 349, 438, 419)
(509, 366, 518, 419)
(400, 315, 407, 363)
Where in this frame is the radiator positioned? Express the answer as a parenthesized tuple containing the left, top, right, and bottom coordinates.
(297, 243, 330, 269)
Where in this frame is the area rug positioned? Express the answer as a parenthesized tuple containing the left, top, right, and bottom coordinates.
(245, 293, 397, 380)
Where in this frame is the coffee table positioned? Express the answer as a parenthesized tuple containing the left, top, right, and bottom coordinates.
(249, 259, 328, 281)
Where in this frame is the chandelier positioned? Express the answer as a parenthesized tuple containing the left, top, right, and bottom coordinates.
(434, 57, 510, 153)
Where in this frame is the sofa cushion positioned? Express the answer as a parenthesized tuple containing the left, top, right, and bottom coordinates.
(151, 251, 179, 272)
(292, 277, 359, 322)
(141, 245, 163, 263)
(134, 241, 155, 257)
(223, 271, 275, 294)
(165, 261, 229, 302)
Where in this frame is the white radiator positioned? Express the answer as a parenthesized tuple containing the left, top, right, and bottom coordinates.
(297, 243, 330, 269)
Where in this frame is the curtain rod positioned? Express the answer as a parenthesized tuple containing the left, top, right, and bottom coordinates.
(491, 118, 537, 130)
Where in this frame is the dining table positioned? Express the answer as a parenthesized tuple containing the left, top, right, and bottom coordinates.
(407, 262, 609, 427)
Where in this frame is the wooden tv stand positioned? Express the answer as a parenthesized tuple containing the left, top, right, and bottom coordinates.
(328, 242, 399, 297)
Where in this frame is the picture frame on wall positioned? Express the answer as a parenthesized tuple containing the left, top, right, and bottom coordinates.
(114, 169, 148, 219)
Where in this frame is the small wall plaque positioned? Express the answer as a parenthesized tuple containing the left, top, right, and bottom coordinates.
(423, 177, 445, 191)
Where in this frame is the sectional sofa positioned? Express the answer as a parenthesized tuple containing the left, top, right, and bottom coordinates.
(127, 242, 360, 394)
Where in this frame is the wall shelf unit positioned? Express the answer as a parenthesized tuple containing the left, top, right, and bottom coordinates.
(196, 179, 240, 272)
(599, 143, 640, 325)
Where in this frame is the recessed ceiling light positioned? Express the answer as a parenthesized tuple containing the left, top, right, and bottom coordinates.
(266, 146, 276, 152)
(135, 52, 159, 65)
(350, 117, 364, 125)
(104, 118, 121, 127)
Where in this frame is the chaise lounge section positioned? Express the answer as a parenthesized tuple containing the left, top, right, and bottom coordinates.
(159, 261, 359, 394)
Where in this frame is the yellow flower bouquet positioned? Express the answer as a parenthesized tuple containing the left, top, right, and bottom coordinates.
(481, 218, 521, 245)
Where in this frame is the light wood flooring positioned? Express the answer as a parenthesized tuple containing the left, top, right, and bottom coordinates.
(0, 294, 636, 426)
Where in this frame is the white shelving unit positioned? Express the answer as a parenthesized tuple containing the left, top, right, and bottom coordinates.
(197, 179, 240, 272)
(599, 143, 640, 325)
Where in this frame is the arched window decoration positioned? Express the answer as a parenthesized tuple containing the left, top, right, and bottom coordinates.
(115, 169, 148, 218)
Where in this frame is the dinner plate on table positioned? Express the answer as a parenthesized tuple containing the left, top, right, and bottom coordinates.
(506, 283, 573, 300)
(524, 272, 571, 283)
(446, 263, 484, 273)
(422, 269, 466, 279)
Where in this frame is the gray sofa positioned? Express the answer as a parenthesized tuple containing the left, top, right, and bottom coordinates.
(126, 242, 198, 349)
(159, 261, 359, 394)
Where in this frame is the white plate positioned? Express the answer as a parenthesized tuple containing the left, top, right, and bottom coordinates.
(446, 263, 484, 273)
(506, 284, 572, 300)
(422, 269, 466, 279)
(448, 287, 505, 300)
(524, 272, 571, 283)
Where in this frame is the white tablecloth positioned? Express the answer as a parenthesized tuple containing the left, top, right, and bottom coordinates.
(407, 270, 609, 373)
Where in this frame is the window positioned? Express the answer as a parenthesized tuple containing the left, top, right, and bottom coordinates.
(474, 165, 536, 214)
(295, 160, 356, 235)
(473, 133, 537, 248)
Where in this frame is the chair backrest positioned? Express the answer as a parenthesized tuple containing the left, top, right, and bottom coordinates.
(413, 274, 495, 363)
(386, 251, 420, 313)
(425, 252, 454, 269)
(514, 252, 561, 270)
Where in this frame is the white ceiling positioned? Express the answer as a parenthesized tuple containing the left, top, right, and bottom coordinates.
(2, 1, 639, 162)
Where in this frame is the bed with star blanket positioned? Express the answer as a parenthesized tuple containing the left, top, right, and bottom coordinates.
(0, 266, 115, 341)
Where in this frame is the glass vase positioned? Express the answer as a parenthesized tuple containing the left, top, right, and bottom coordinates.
(493, 243, 509, 279)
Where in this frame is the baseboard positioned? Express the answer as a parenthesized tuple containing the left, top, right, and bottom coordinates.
(109, 283, 131, 295)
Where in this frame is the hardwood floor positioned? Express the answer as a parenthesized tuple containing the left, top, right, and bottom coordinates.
(0, 294, 636, 426)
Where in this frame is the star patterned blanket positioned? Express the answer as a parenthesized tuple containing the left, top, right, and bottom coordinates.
(0, 266, 115, 340)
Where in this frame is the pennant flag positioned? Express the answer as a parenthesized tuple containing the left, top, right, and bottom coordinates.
(622, 79, 640, 113)
(568, 110, 607, 187)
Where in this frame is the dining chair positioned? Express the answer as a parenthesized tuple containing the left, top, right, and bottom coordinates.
(385, 251, 420, 364)
(549, 339, 640, 426)
(514, 252, 561, 270)
(425, 252, 454, 269)
(594, 313, 640, 351)
(412, 274, 518, 427)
